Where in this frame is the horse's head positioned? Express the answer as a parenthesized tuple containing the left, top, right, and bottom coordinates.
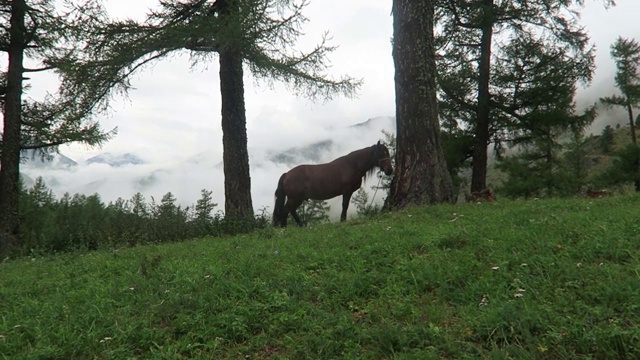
(374, 141, 393, 176)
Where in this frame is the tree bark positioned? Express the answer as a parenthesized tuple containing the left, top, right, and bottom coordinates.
(470, 0, 494, 193)
(0, 0, 27, 254)
(218, 0, 254, 220)
(627, 104, 640, 191)
(384, 0, 453, 210)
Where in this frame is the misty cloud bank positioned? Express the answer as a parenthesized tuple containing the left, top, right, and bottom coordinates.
(22, 117, 396, 222)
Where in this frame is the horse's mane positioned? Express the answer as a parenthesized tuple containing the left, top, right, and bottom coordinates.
(363, 144, 380, 185)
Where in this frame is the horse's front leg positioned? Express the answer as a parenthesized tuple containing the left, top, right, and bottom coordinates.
(341, 192, 354, 222)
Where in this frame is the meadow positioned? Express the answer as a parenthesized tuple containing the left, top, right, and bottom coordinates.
(1, 195, 639, 359)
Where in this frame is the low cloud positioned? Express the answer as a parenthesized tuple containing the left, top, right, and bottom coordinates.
(23, 117, 395, 222)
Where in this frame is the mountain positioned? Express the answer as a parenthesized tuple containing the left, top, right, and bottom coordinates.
(269, 140, 334, 166)
(348, 116, 394, 131)
(268, 116, 395, 166)
(86, 153, 145, 167)
(21, 150, 78, 169)
(21, 174, 35, 188)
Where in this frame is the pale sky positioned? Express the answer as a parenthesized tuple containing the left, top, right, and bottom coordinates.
(19, 0, 640, 219)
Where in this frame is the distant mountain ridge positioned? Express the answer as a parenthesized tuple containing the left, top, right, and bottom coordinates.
(268, 116, 394, 166)
(21, 150, 77, 169)
(86, 152, 145, 167)
(268, 140, 334, 166)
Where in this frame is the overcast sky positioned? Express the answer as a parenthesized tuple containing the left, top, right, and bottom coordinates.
(20, 0, 640, 219)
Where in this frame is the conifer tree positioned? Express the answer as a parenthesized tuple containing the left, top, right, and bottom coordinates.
(435, 0, 611, 193)
(384, 0, 454, 210)
(0, 0, 112, 254)
(59, 0, 360, 222)
(600, 37, 640, 191)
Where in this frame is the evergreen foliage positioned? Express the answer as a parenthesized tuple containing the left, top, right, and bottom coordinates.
(435, 0, 601, 192)
(596, 144, 640, 189)
(298, 199, 330, 225)
(0, 0, 114, 253)
(57, 0, 361, 220)
(497, 114, 595, 199)
(351, 188, 382, 218)
(600, 125, 616, 153)
(600, 36, 640, 190)
(16, 177, 267, 255)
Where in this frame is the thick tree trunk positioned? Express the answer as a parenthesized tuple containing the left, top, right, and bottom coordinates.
(470, 0, 494, 193)
(384, 0, 453, 210)
(218, 0, 254, 221)
(0, 0, 26, 254)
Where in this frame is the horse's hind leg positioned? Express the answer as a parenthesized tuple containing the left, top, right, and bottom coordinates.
(280, 210, 288, 227)
(290, 210, 304, 226)
(286, 197, 305, 226)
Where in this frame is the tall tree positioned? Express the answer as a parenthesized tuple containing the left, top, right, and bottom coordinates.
(60, 0, 360, 222)
(492, 30, 597, 198)
(217, 0, 252, 219)
(384, 0, 454, 210)
(0, 0, 111, 253)
(600, 36, 640, 191)
(497, 104, 596, 198)
(435, 0, 604, 193)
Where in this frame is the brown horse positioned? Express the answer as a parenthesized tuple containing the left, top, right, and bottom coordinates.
(273, 141, 393, 227)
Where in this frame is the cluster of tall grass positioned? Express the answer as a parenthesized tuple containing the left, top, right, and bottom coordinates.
(18, 177, 270, 255)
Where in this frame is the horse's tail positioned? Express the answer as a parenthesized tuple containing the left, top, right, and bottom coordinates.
(273, 173, 287, 226)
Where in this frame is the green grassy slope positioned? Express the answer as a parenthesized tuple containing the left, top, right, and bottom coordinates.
(2, 196, 639, 359)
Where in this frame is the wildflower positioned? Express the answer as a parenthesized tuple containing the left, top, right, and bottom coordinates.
(514, 288, 526, 298)
(479, 295, 489, 307)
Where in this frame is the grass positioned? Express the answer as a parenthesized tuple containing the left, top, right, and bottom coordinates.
(2, 195, 640, 359)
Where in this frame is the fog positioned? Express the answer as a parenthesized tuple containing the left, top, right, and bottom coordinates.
(15, 0, 640, 221)
(22, 116, 396, 221)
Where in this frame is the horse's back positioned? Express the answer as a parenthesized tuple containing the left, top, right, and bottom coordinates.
(284, 161, 358, 201)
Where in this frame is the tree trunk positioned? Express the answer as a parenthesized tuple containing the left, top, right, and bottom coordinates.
(470, 0, 494, 193)
(627, 104, 640, 191)
(384, 0, 453, 210)
(0, 0, 26, 254)
(218, 0, 254, 221)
